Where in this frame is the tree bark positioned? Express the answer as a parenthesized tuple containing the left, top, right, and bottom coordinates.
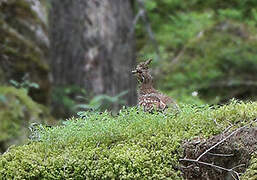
(50, 0, 137, 110)
(0, 0, 50, 105)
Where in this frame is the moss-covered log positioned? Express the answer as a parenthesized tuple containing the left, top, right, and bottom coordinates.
(0, 101, 256, 179)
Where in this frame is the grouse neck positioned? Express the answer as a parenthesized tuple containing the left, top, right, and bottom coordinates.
(139, 82, 157, 95)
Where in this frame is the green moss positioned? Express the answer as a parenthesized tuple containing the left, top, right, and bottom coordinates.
(242, 154, 257, 180)
(0, 100, 256, 179)
(0, 86, 48, 152)
(0, 0, 42, 25)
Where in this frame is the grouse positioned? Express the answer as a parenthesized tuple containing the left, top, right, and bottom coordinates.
(132, 59, 178, 112)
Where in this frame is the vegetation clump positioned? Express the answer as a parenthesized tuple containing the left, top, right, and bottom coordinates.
(242, 154, 257, 180)
(0, 100, 256, 179)
(138, 0, 257, 104)
(0, 86, 51, 153)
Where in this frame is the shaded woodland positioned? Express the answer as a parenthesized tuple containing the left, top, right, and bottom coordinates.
(0, 0, 257, 179)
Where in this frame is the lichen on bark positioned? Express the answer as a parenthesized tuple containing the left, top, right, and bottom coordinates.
(0, 0, 50, 105)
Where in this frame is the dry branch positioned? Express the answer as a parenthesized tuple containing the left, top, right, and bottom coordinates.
(171, 30, 204, 66)
(180, 118, 257, 179)
(130, 0, 160, 61)
(180, 158, 241, 180)
(207, 152, 234, 157)
(196, 119, 257, 161)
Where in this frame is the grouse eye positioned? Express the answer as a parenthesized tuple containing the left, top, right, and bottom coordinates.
(137, 69, 142, 73)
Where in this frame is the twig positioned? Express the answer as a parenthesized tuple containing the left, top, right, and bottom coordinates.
(129, 9, 144, 36)
(171, 30, 204, 66)
(196, 119, 257, 161)
(180, 158, 236, 173)
(171, 47, 186, 66)
(222, 124, 233, 134)
(180, 158, 241, 180)
(231, 172, 239, 180)
(135, 0, 160, 61)
(181, 164, 194, 169)
(180, 118, 257, 179)
(213, 118, 221, 127)
(231, 164, 245, 170)
(208, 80, 257, 88)
(207, 152, 234, 157)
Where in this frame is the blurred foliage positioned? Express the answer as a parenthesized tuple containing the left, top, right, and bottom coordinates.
(52, 86, 128, 118)
(75, 91, 128, 113)
(0, 0, 50, 105)
(0, 86, 53, 153)
(0, 100, 256, 178)
(0, 1, 256, 178)
(9, 74, 39, 93)
(0, 0, 53, 152)
(137, 0, 257, 104)
(51, 86, 86, 119)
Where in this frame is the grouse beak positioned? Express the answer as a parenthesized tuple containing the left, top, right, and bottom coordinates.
(131, 70, 137, 74)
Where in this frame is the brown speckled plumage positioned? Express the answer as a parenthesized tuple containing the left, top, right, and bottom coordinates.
(132, 59, 178, 112)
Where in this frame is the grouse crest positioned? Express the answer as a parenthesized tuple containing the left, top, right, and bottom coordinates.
(132, 59, 178, 112)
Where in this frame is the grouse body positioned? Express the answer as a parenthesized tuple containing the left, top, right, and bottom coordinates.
(132, 59, 178, 112)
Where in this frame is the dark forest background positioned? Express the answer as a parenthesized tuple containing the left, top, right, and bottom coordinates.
(0, 0, 257, 153)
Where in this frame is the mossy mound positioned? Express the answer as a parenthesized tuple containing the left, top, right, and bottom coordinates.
(242, 154, 257, 180)
(0, 86, 53, 153)
(0, 0, 50, 105)
(0, 100, 256, 179)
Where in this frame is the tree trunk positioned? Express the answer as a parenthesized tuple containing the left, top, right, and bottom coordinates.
(0, 0, 51, 105)
(50, 0, 137, 111)
(0, 0, 51, 153)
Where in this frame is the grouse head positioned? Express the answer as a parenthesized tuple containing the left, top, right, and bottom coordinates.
(132, 58, 179, 112)
(132, 58, 152, 84)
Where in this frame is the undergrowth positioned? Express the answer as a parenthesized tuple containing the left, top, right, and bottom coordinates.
(0, 86, 47, 153)
(0, 100, 256, 179)
(242, 153, 257, 180)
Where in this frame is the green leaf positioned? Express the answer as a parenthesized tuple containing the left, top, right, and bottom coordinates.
(0, 94, 6, 103)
